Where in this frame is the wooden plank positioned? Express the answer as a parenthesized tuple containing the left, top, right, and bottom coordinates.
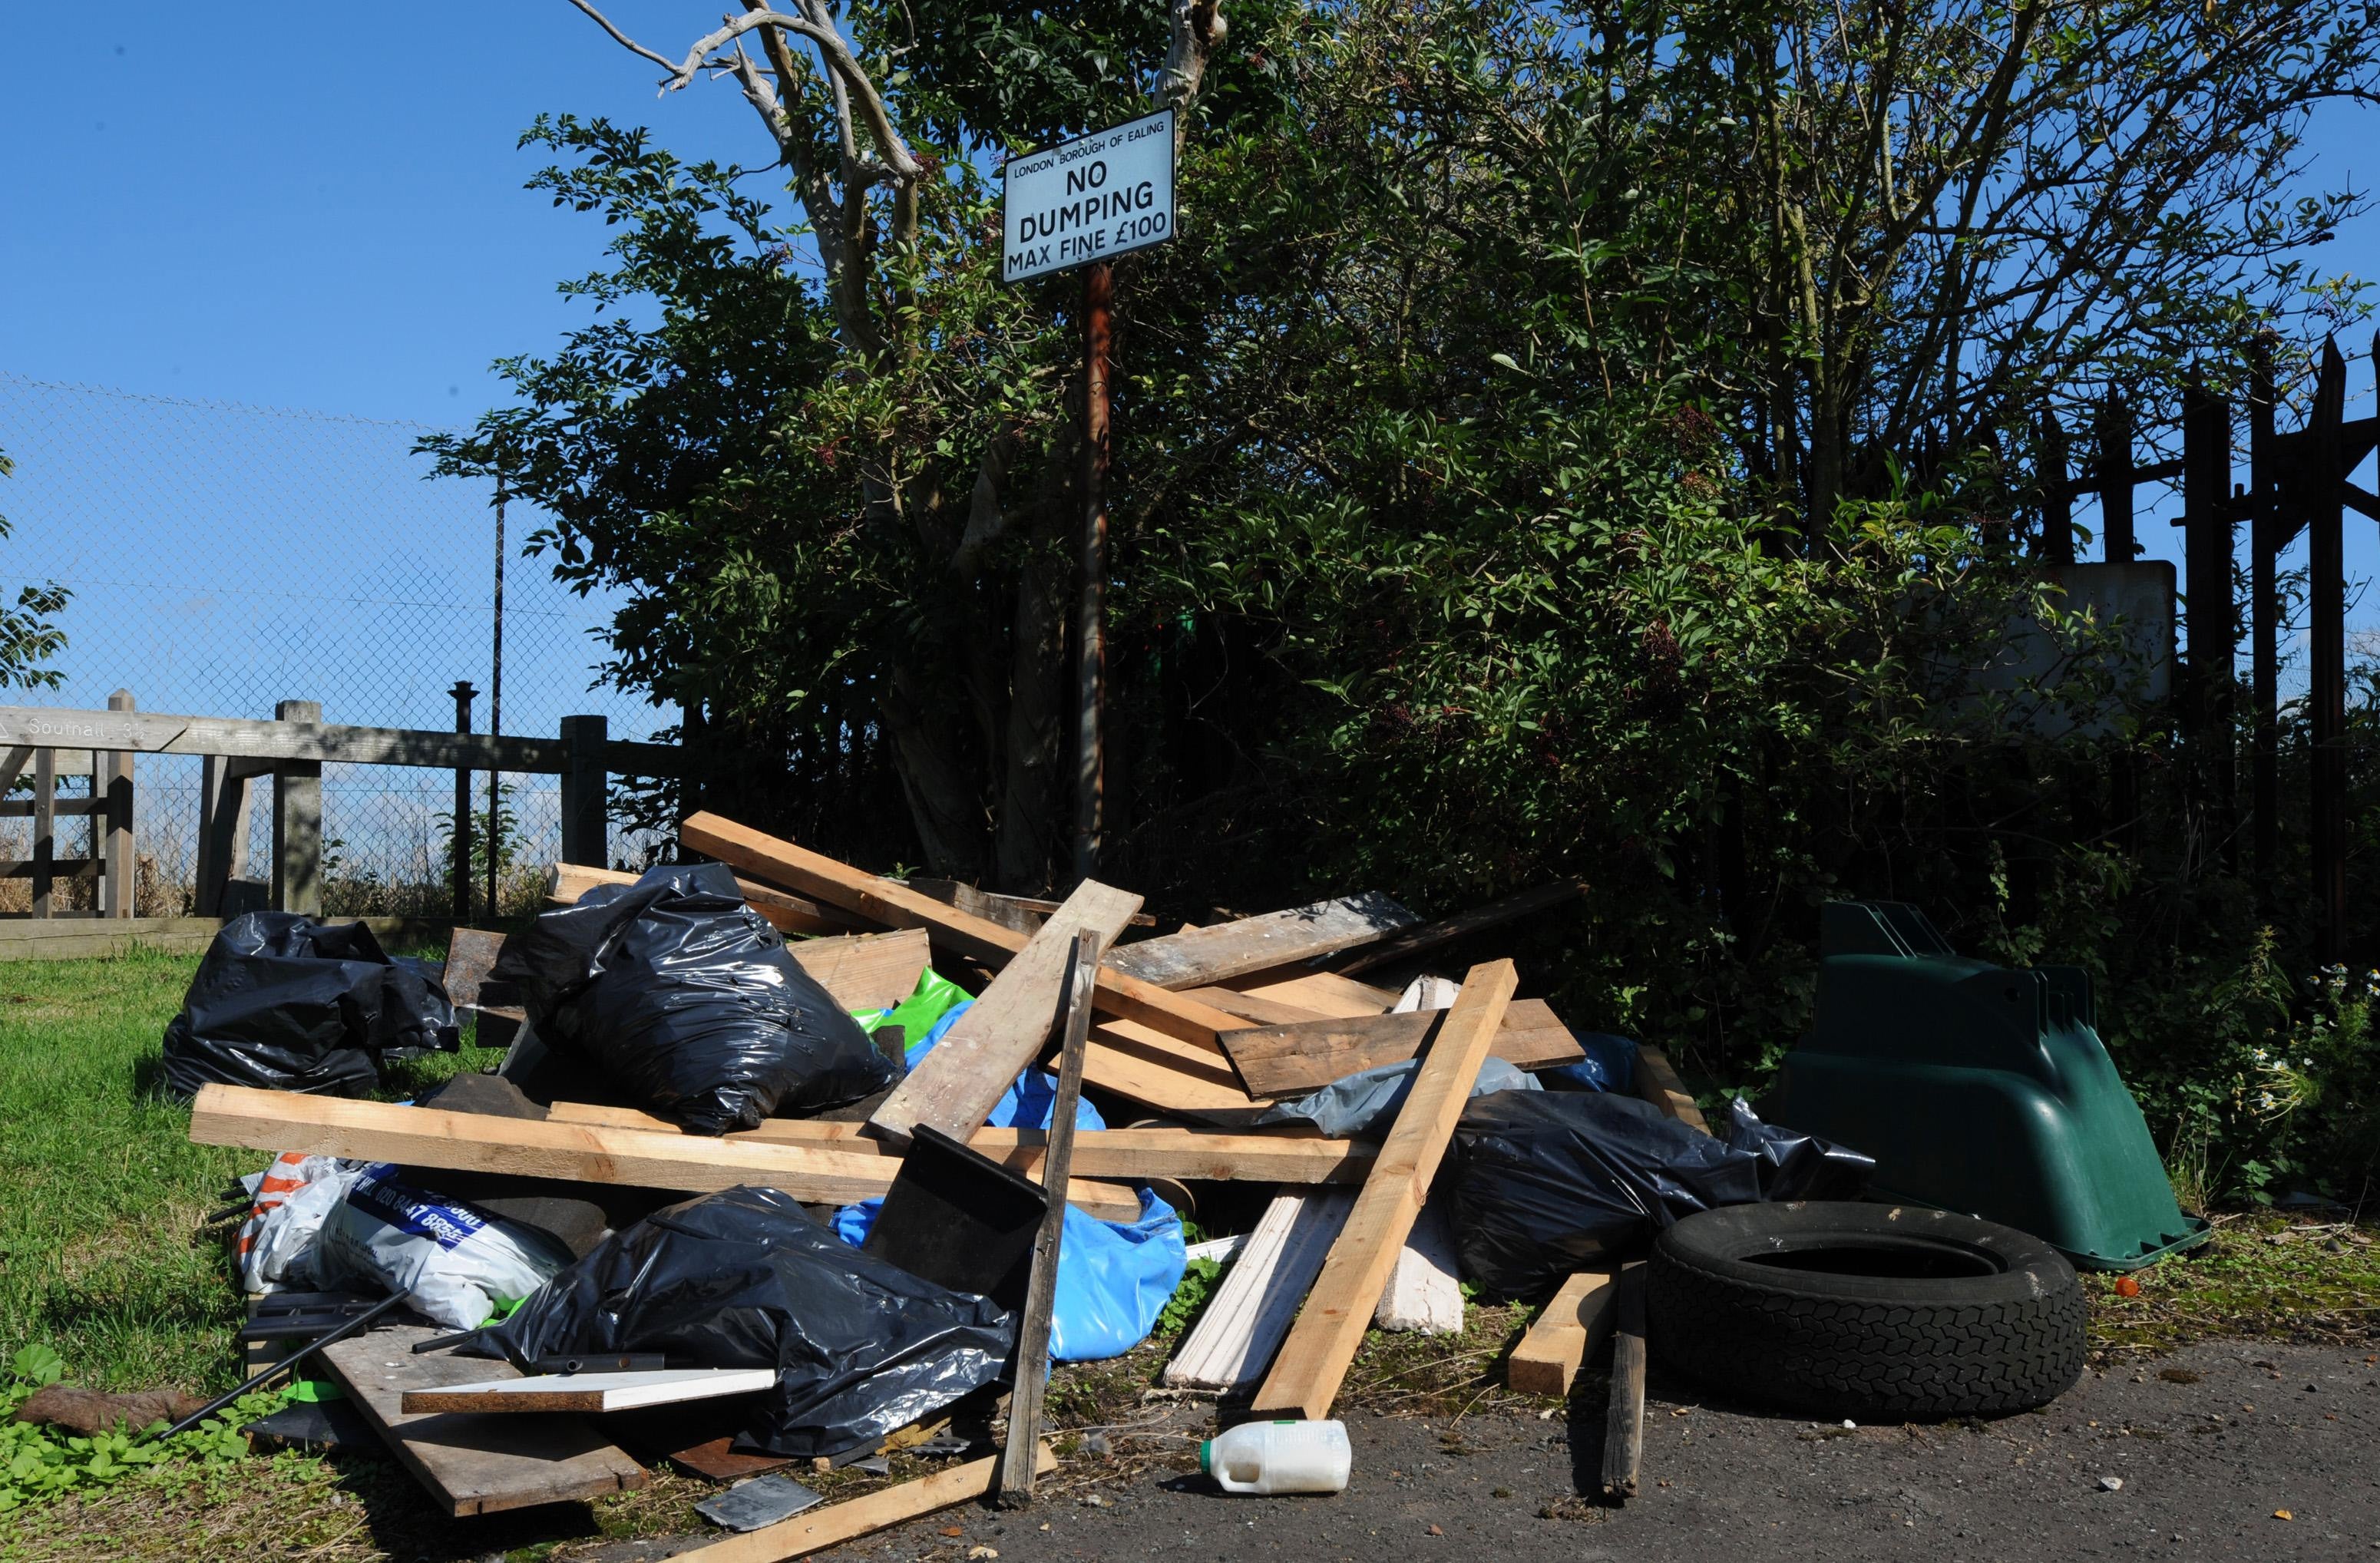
(546, 860, 863, 937)
(1223, 968, 1401, 1018)
(542, 1104, 1373, 1185)
(1160, 1189, 1356, 1393)
(1334, 880, 1590, 976)
(673, 1445, 1053, 1563)
(868, 880, 1142, 1145)
(400, 1368, 777, 1416)
(785, 928, 931, 1013)
(186, 1085, 1145, 1222)
(318, 1326, 646, 1516)
(1634, 1043, 1709, 1135)
(1600, 1262, 1648, 1500)
(1104, 893, 1418, 990)
(905, 878, 1158, 931)
(1373, 1202, 1464, 1335)
(679, 813, 1251, 1049)
(1506, 1268, 1621, 1396)
(1184, 987, 1332, 1026)
(1218, 1000, 1585, 1097)
(1251, 959, 1518, 1419)
(0, 702, 570, 772)
(996, 932, 1099, 1507)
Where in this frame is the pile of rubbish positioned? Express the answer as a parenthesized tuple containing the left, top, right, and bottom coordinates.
(148, 813, 2169, 1551)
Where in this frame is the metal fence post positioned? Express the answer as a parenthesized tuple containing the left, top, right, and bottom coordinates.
(451, 681, 476, 921)
(559, 714, 607, 870)
(273, 699, 323, 917)
(102, 689, 135, 917)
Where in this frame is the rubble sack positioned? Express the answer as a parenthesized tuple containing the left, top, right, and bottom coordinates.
(491, 861, 898, 1134)
(1449, 1089, 1874, 1298)
(464, 1185, 1016, 1460)
(160, 912, 458, 1099)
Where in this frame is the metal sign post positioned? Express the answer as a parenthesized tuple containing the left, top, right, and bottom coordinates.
(1003, 110, 1177, 883)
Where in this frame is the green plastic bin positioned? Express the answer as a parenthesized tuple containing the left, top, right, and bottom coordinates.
(1760, 900, 2209, 1271)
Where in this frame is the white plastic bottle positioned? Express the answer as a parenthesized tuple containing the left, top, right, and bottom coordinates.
(1200, 1419, 1352, 1495)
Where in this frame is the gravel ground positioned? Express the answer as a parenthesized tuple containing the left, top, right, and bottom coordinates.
(592, 1336, 2380, 1563)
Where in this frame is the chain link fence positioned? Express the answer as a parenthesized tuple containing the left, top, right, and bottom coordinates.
(0, 372, 663, 917)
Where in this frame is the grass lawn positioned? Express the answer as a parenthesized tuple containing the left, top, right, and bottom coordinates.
(0, 946, 2373, 1561)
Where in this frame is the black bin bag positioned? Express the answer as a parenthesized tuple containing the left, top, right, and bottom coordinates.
(491, 861, 897, 1133)
(1449, 1089, 1873, 1299)
(467, 1186, 1016, 1459)
(160, 912, 458, 1099)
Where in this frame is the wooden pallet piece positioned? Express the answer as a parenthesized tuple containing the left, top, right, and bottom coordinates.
(1218, 1000, 1585, 1098)
(680, 812, 1251, 1050)
(870, 883, 1140, 1145)
(1334, 880, 1590, 976)
(1103, 893, 1418, 990)
(1600, 1262, 1648, 1499)
(543, 1103, 1374, 1185)
(1160, 1188, 1357, 1393)
(1373, 1201, 1464, 1335)
(1634, 1043, 1710, 1134)
(399, 1368, 777, 1416)
(673, 1445, 1054, 1563)
(317, 1325, 646, 1516)
(547, 860, 861, 936)
(187, 1085, 1144, 1222)
(1506, 1267, 1621, 1396)
(1250, 959, 1518, 1419)
(996, 932, 1100, 1507)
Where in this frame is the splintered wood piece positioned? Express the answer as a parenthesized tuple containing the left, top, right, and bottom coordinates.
(1506, 1268, 1621, 1397)
(1601, 1262, 1648, 1499)
(997, 932, 1102, 1508)
(399, 1368, 777, 1416)
(318, 1326, 646, 1517)
(1333, 880, 1590, 976)
(673, 1446, 1055, 1563)
(1250, 959, 1518, 1419)
(1373, 1201, 1464, 1335)
(679, 812, 1250, 1050)
(1218, 999, 1585, 1098)
(868, 881, 1141, 1145)
(1103, 893, 1419, 990)
(1634, 1043, 1710, 1135)
(1160, 1189, 1356, 1393)
(187, 1085, 1145, 1221)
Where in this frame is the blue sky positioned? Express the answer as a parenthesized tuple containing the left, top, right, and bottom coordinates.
(2, 5, 2377, 646)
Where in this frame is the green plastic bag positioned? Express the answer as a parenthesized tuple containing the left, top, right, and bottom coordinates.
(851, 967, 971, 1046)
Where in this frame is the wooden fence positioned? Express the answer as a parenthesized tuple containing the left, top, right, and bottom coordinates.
(0, 696, 688, 920)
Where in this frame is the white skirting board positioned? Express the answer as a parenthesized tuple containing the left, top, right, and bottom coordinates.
(1373, 1200, 1465, 1334)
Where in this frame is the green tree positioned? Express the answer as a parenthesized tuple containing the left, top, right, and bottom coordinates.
(0, 447, 68, 692)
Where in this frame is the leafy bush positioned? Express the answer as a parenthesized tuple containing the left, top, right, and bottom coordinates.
(0, 1345, 280, 1513)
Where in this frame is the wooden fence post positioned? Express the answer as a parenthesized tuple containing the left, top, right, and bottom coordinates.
(2308, 342, 2349, 963)
(2247, 336, 2280, 897)
(2181, 378, 2236, 859)
(2098, 391, 2137, 563)
(101, 689, 135, 917)
(2039, 401, 2074, 565)
(196, 755, 260, 918)
(559, 714, 608, 871)
(450, 681, 476, 921)
(273, 699, 323, 917)
(30, 747, 54, 919)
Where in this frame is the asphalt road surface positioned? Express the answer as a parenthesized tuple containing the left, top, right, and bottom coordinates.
(586, 1337, 2378, 1563)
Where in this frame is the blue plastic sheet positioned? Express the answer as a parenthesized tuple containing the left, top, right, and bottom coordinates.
(835, 999, 1186, 1360)
(1535, 1030, 1639, 1093)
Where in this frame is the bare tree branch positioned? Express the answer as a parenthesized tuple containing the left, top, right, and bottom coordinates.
(560, 0, 679, 73)
(668, 10, 923, 182)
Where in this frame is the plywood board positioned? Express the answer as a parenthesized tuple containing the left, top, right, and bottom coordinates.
(399, 1368, 778, 1416)
(1218, 999, 1584, 1098)
(868, 881, 1140, 1145)
(1104, 893, 1417, 990)
(318, 1326, 646, 1516)
(1250, 959, 1517, 1419)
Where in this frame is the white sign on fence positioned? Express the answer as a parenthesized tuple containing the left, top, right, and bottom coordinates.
(1001, 108, 1176, 284)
